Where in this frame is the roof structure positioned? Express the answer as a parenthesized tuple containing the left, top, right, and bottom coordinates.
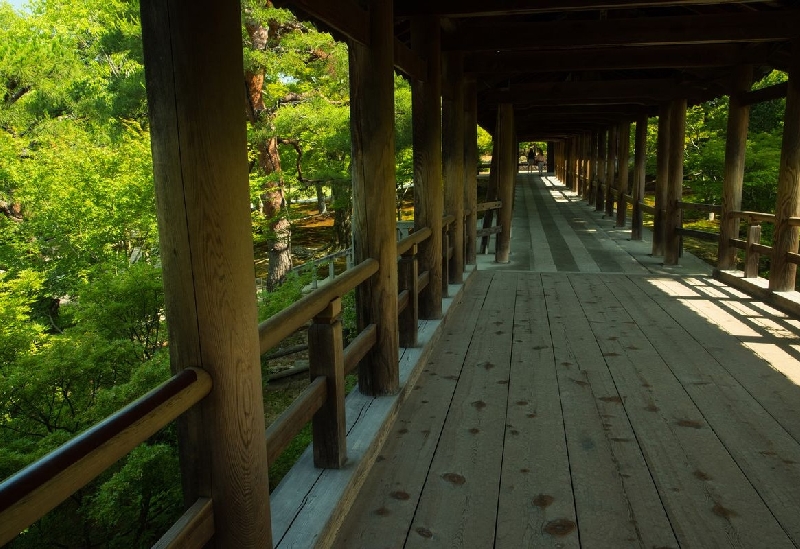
(281, 0, 798, 140)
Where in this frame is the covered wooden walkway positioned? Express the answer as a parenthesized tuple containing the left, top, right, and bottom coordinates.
(332, 173, 800, 548)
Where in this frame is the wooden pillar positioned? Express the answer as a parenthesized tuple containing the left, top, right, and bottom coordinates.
(411, 16, 442, 319)
(596, 129, 607, 211)
(589, 131, 599, 204)
(547, 142, 554, 174)
(583, 133, 592, 200)
(443, 52, 465, 283)
(495, 104, 515, 263)
(573, 136, 581, 193)
(718, 65, 753, 270)
(631, 114, 648, 240)
(653, 102, 671, 256)
(140, 0, 271, 545)
(349, 0, 399, 395)
(616, 121, 631, 227)
(464, 78, 478, 265)
(605, 125, 617, 216)
(770, 43, 800, 291)
(664, 98, 688, 265)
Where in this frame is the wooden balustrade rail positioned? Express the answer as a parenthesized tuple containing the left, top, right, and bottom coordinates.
(0, 368, 212, 546)
(639, 202, 656, 215)
(152, 497, 214, 549)
(266, 377, 328, 466)
(397, 227, 432, 256)
(476, 200, 502, 213)
(678, 201, 723, 214)
(258, 258, 379, 354)
(729, 210, 777, 223)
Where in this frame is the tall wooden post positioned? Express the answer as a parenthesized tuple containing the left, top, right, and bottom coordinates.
(653, 102, 671, 256)
(616, 121, 631, 227)
(443, 52, 465, 283)
(718, 65, 753, 270)
(411, 17, 442, 319)
(584, 133, 592, 201)
(770, 43, 800, 291)
(605, 125, 618, 216)
(547, 142, 554, 174)
(665, 98, 688, 265)
(140, 0, 271, 545)
(631, 114, 648, 240)
(464, 78, 478, 265)
(596, 129, 607, 211)
(349, 0, 399, 395)
(495, 104, 515, 263)
(589, 131, 599, 204)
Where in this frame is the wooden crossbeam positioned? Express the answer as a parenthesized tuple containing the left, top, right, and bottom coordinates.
(396, 0, 762, 17)
(445, 11, 800, 51)
(466, 44, 777, 74)
(739, 81, 789, 106)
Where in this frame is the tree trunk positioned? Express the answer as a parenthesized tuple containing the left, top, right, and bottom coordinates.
(332, 179, 352, 249)
(315, 182, 327, 215)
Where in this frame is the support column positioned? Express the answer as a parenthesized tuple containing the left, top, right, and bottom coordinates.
(411, 17, 442, 319)
(140, 0, 271, 545)
(664, 98, 687, 265)
(589, 131, 599, 204)
(349, 0, 399, 394)
(464, 78, 478, 266)
(605, 125, 618, 216)
(770, 43, 800, 291)
(495, 104, 515, 263)
(631, 114, 648, 240)
(718, 66, 753, 270)
(443, 52, 465, 283)
(653, 102, 671, 256)
(616, 121, 631, 227)
(596, 129, 607, 211)
(547, 142, 554, 174)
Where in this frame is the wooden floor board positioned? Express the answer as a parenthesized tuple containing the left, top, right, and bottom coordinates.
(545, 274, 678, 549)
(574, 274, 794, 548)
(495, 273, 579, 549)
(332, 272, 495, 548)
(609, 274, 800, 545)
(406, 272, 518, 548)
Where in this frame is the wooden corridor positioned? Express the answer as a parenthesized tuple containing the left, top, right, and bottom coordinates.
(330, 175, 800, 548)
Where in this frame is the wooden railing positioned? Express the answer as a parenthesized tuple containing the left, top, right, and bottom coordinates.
(476, 200, 502, 254)
(0, 368, 213, 547)
(259, 226, 434, 470)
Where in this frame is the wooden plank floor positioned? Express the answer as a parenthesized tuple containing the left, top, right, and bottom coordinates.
(330, 175, 800, 548)
(332, 271, 800, 548)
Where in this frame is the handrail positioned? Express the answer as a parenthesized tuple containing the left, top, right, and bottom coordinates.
(476, 200, 502, 212)
(0, 368, 212, 546)
(675, 227, 720, 242)
(152, 497, 214, 549)
(442, 213, 456, 226)
(265, 377, 328, 466)
(258, 258, 379, 354)
(344, 323, 377, 375)
(397, 226, 432, 256)
(639, 202, 656, 215)
(678, 201, 722, 214)
(729, 210, 776, 223)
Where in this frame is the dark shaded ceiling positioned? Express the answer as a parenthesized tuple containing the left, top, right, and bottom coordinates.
(277, 1, 798, 140)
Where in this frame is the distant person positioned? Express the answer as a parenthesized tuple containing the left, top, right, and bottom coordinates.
(535, 150, 546, 175)
(526, 147, 534, 173)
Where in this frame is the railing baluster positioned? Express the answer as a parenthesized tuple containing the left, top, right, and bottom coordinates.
(744, 222, 762, 278)
(308, 298, 347, 468)
(399, 243, 419, 347)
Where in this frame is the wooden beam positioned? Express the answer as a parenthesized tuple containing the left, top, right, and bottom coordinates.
(445, 11, 800, 52)
(739, 81, 788, 106)
(718, 65, 753, 270)
(465, 44, 776, 73)
(495, 104, 515, 264)
(396, 0, 763, 17)
(631, 114, 648, 241)
(412, 16, 443, 320)
(665, 98, 687, 265)
(349, 0, 399, 395)
(279, 0, 368, 45)
(443, 52, 465, 283)
(140, 0, 271, 545)
(394, 38, 427, 81)
(769, 41, 800, 291)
